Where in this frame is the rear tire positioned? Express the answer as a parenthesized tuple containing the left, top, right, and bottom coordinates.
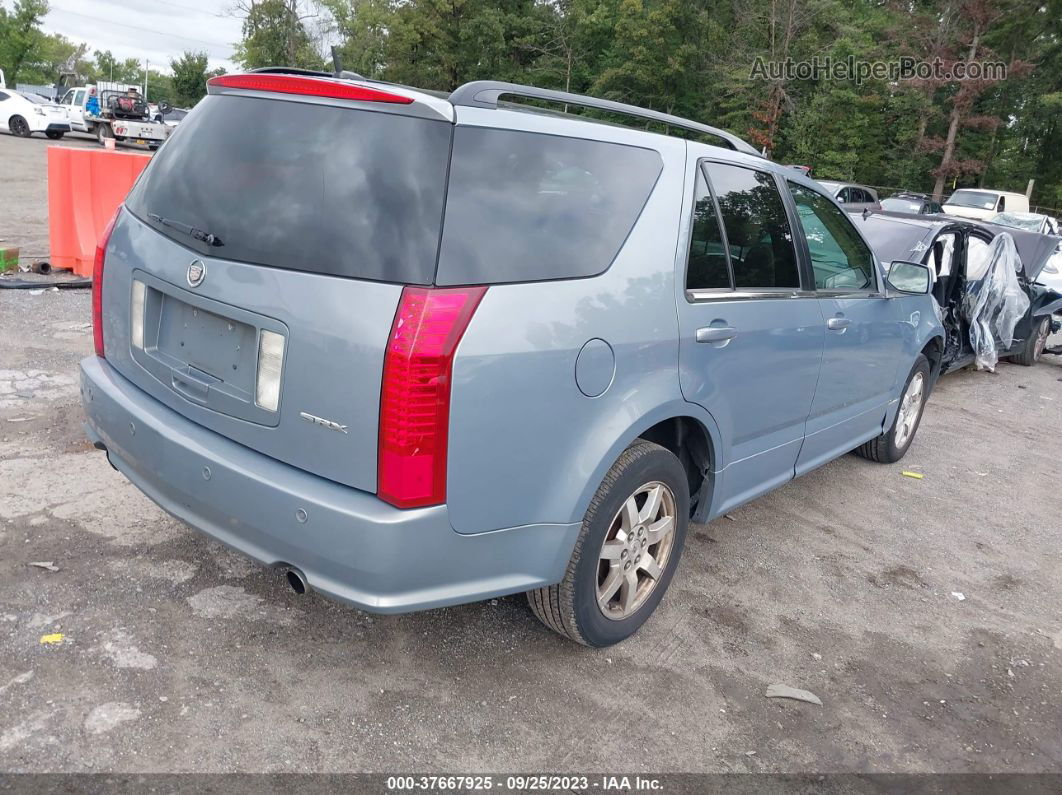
(9, 116, 31, 137)
(96, 124, 113, 145)
(1008, 316, 1050, 366)
(45, 130, 64, 140)
(855, 354, 930, 463)
(527, 441, 689, 647)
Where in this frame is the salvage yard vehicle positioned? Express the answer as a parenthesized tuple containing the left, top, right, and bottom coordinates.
(81, 72, 945, 647)
(880, 192, 944, 216)
(59, 82, 170, 149)
(0, 88, 71, 138)
(942, 188, 1030, 220)
(815, 180, 882, 213)
(988, 211, 1059, 236)
(859, 212, 1062, 370)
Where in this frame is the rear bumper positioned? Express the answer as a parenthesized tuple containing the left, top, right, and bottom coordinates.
(80, 356, 578, 614)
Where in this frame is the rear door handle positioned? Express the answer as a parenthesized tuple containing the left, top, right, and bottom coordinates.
(827, 317, 852, 331)
(696, 326, 738, 343)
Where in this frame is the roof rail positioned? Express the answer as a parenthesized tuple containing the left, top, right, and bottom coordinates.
(449, 80, 762, 157)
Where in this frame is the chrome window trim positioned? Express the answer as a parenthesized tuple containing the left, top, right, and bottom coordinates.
(686, 288, 818, 302)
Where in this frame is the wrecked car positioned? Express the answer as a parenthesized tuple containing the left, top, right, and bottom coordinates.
(859, 212, 1062, 370)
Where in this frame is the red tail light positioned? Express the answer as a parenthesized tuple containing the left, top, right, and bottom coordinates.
(378, 286, 487, 509)
(207, 74, 414, 104)
(92, 207, 121, 358)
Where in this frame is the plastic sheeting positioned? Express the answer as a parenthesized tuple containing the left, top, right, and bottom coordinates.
(963, 232, 1030, 371)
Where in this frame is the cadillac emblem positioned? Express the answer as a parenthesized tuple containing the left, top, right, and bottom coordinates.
(186, 259, 206, 288)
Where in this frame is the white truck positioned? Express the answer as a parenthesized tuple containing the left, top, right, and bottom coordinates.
(57, 81, 171, 149)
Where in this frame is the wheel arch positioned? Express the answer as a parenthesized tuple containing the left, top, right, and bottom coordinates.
(574, 402, 722, 526)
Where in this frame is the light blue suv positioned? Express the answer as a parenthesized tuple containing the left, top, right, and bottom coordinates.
(80, 73, 943, 646)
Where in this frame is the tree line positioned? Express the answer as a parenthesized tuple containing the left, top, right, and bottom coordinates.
(3, 0, 1059, 209)
(236, 0, 1062, 209)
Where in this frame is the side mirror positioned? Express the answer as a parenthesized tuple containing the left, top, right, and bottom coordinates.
(157, 100, 172, 114)
(887, 260, 932, 295)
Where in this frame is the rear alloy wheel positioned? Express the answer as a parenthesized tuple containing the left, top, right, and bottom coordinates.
(1009, 316, 1051, 366)
(596, 481, 678, 620)
(9, 115, 31, 137)
(855, 354, 931, 463)
(527, 440, 689, 647)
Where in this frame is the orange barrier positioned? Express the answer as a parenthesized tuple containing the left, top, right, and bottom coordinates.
(47, 147, 151, 277)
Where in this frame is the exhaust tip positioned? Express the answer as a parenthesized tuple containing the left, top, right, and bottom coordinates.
(285, 568, 307, 595)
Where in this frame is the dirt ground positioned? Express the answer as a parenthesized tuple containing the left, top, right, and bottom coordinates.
(1, 130, 1061, 775)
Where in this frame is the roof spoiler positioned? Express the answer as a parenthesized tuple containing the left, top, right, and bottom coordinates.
(449, 80, 762, 157)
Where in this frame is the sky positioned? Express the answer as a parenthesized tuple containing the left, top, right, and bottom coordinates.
(42, 0, 246, 74)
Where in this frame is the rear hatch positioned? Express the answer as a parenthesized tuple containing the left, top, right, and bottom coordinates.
(104, 79, 453, 492)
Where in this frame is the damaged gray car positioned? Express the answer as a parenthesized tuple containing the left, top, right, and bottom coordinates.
(857, 213, 1062, 371)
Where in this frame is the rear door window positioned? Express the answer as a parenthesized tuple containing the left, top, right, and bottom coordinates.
(126, 94, 453, 285)
(702, 162, 800, 289)
(435, 127, 662, 285)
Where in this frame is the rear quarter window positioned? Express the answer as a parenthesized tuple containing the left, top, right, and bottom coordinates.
(435, 127, 663, 285)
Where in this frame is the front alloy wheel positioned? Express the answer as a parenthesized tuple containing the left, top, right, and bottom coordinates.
(893, 371, 925, 449)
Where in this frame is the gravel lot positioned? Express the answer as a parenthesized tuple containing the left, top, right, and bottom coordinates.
(1, 130, 1061, 775)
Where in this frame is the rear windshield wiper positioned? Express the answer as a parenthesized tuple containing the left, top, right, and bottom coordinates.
(148, 213, 224, 247)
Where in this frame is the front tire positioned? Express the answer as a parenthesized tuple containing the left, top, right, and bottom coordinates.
(527, 441, 689, 647)
(855, 354, 930, 463)
(9, 115, 32, 137)
(1008, 316, 1050, 366)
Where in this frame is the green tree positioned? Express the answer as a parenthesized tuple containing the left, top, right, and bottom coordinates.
(0, 0, 49, 83)
(234, 0, 324, 70)
(171, 50, 210, 106)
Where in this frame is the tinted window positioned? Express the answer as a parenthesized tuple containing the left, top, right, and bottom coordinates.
(126, 95, 452, 284)
(685, 169, 730, 289)
(0, 92, 8, 101)
(789, 182, 875, 289)
(435, 127, 662, 285)
(704, 163, 799, 289)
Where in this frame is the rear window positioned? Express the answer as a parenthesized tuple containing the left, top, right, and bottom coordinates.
(126, 94, 452, 284)
(435, 127, 662, 285)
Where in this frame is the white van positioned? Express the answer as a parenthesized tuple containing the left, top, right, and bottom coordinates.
(942, 188, 1030, 221)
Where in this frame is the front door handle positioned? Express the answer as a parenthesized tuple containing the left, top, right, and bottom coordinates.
(696, 326, 738, 343)
(827, 317, 852, 331)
